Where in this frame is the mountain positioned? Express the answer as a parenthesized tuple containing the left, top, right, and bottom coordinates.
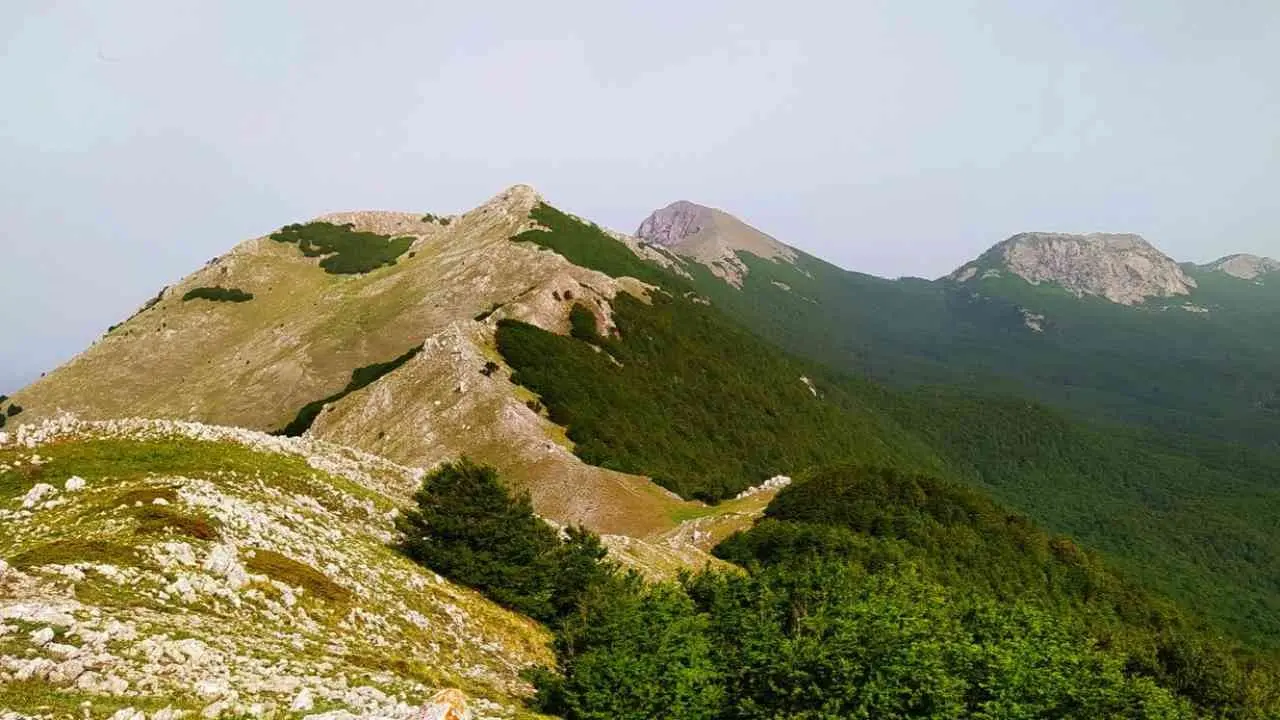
(632, 201, 1280, 448)
(7, 187, 1280, 717)
(634, 201, 796, 286)
(948, 231, 1197, 305)
(7, 187, 769, 564)
(1202, 253, 1280, 281)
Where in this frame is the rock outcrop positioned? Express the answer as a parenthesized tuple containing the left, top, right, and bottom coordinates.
(950, 232, 1196, 305)
(1202, 253, 1280, 280)
(635, 201, 796, 287)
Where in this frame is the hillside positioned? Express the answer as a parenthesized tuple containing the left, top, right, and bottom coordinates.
(498, 199, 1280, 651)
(6, 187, 775, 570)
(0, 416, 552, 719)
(634, 202, 1280, 452)
(9, 186, 1280, 717)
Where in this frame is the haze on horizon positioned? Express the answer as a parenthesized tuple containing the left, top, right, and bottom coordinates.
(1, 0, 1277, 393)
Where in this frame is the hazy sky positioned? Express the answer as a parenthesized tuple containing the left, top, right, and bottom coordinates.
(2, 1, 1278, 393)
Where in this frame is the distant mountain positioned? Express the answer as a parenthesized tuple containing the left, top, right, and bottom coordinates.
(1201, 252, 1280, 280)
(949, 231, 1197, 305)
(632, 201, 1280, 447)
(635, 200, 796, 286)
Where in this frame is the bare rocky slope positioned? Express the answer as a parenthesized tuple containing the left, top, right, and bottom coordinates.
(949, 232, 1197, 305)
(1202, 253, 1280, 280)
(634, 201, 796, 287)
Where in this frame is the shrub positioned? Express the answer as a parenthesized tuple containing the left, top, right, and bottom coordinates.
(568, 304, 601, 344)
(182, 286, 254, 303)
(538, 560, 1197, 720)
(396, 459, 611, 625)
(271, 221, 414, 274)
(133, 505, 222, 541)
(6, 404, 21, 417)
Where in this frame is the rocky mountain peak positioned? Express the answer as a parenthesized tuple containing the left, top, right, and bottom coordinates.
(1203, 253, 1280, 280)
(950, 231, 1196, 305)
(635, 201, 796, 287)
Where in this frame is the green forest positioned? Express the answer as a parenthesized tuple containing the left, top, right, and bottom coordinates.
(399, 460, 1280, 719)
(270, 221, 415, 274)
(505, 202, 1280, 655)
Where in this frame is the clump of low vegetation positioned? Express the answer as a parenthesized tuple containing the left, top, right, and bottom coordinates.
(271, 221, 414, 274)
(420, 213, 452, 226)
(245, 548, 352, 604)
(511, 203, 675, 289)
(182, 286, 254, 303)
(6, 403, 22, 417)
(132, 505, 222, 541)
(568, 304, 602, 344)
(396, 459, 611, 625)
(275, 344, 423, 436)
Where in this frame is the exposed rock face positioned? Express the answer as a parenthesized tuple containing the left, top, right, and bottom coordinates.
(635, 201, 796, 287)
(1203, 253, 1280, 280)
(951, 232, 1196, 305)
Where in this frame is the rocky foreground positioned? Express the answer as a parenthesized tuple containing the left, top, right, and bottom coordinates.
(0, 417, 552, 720)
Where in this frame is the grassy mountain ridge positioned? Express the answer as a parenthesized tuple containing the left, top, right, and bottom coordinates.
(5, 187, 738, 545)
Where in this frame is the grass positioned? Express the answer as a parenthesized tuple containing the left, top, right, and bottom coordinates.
(10, 538, 139, 569)
(133, 504, 222, 541)
(0, 437, 395, 521)
(182, 286, 254, 303)
(0, 679, 191, 718)
(271, 221, 415, 274)
(116, 486, 180, 505)
(276, 344, 423, 436)
(244, 548, 352, 604)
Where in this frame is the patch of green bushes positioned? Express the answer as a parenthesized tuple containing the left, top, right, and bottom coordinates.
(275, 344, 423, 436)
(511, 203, 676, 289)
(396, 459, 612, 625)
(270, 221, 414, 274)
(6, 404, 21, 417)
(568, 304, 601, 344)
(497, 291, 932, 502)
(708, 465, 1279, 718)
(182, 286, 254, 303)
(420, 213, 452, 226)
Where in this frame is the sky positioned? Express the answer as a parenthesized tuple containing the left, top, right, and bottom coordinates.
(1, 1, 1278, 393)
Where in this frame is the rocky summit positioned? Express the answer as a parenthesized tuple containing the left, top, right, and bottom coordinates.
(635, 201, 796, 287)
(950, 231, 1197, 305)
(1202, 253, 1280, 280)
